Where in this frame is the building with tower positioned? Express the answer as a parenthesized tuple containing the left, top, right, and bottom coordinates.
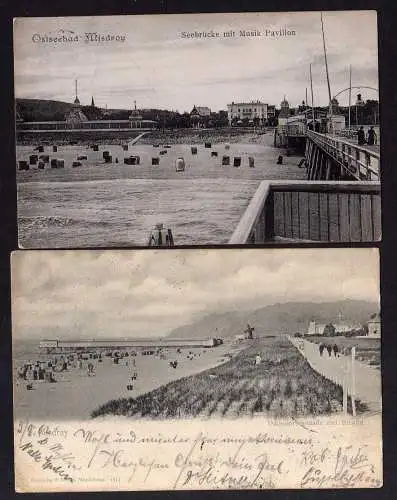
(307, 318, 362, 336)
(190, 105, 211, 128)
(327, 97, 346, 132)
(277, 96, 291, 125)
(129, 100, 144, 128)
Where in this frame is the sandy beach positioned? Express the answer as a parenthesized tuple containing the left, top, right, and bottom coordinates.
(16, 134, 306, 248)
(13, 342, 243, 421)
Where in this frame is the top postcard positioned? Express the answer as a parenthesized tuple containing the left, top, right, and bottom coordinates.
(14, 11, 380, 248)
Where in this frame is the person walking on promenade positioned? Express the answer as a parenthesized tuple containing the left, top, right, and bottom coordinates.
(319, 343, 325, 356)
(357, 126, 366, 146)
(333, 344, 339, 357)
(326, 344, 333, 357)
(367, 126, 377, 145)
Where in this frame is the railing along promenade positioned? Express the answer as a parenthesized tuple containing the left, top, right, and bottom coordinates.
(229, 180, 381, 244)
(288, 336, 381, 414)
(306, 130, 380, 181)
(16, 120, 157, 132)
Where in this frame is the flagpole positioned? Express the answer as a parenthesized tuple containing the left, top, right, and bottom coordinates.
(321, 12, 333, 134)
(309, 64, 315, 128)
(348, 65, 352, 130)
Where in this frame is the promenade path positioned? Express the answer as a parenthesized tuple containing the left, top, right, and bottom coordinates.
(128, 132, 147, 145)
(289, 336, 381, 414)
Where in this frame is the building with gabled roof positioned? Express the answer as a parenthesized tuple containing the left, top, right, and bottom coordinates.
(367, 312, 381, 338)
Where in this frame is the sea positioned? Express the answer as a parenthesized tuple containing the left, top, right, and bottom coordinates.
(17, 140, 306, 247)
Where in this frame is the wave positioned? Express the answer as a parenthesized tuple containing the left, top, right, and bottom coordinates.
(18, 215, 115, 230)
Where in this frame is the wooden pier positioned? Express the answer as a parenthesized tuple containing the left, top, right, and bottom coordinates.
(274, 124, 306, 151)
(305, 130, 380, 181)
(229, 180, 381, 244)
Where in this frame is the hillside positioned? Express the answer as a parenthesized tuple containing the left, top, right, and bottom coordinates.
(16, 98, 75, 121)
(167, 300, 378, 339)
(15, 98, 130, 121)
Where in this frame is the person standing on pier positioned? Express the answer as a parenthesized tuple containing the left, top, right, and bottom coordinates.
(358, 126, 366, 146)
(367, 126, 377, 145)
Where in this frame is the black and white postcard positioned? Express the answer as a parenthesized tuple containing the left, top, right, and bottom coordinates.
(14, 11, 380, 247)
(12, 248, 382, 491)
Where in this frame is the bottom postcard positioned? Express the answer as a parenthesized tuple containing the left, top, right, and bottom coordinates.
(11, 248, 382, 491)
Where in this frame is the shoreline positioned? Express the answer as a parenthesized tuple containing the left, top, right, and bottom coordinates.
(16, 127, 275, 147)
(13, 343, 243, 421)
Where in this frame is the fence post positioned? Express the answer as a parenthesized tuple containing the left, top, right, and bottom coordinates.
(351, 346, 356, 416)
(343, 353, 348, 415)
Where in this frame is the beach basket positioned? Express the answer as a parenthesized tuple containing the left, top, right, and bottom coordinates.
(175, 157, 185, 172)
(18, 160, 29, 171)
(29, 155, 38, 165)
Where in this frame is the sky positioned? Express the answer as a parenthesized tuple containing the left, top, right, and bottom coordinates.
(13, 11, 378, 112)
(12, 248, 379, 340)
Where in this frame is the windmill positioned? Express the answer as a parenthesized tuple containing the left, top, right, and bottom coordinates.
(244, 323, 255, 339)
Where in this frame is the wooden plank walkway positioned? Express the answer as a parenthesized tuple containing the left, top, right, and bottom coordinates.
(306, 131, 380, 181)
(289, 336, 381, 414)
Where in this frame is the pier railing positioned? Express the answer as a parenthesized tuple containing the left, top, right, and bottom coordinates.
(306, 130, 380, 181)
(229, 180, 381, 244)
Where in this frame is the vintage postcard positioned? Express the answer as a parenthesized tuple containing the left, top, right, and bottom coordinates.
(12, 248, 382, 491)
(14, 11, 380, 248)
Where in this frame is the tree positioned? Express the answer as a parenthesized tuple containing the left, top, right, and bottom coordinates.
(323, 323, 336, 336)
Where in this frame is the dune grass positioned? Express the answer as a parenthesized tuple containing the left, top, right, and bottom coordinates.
(91, 337, 367, 419)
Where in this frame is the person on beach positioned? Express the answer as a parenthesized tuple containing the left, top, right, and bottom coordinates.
(255, 354, 262, 365)
(367, 126, 377, 145)
(357, 126, 366, 146)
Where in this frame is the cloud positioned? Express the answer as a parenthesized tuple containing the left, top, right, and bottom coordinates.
(13, 11, 378, 110)
(12, 249, 379, 340)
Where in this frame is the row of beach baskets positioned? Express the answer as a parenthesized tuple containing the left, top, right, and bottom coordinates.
(18, 142, 255, 170)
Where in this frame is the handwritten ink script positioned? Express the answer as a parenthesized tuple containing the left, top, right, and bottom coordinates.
(14, 417, 382, 492)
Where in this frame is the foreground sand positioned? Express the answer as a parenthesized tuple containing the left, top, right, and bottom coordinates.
(14, 343, 242, 421)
